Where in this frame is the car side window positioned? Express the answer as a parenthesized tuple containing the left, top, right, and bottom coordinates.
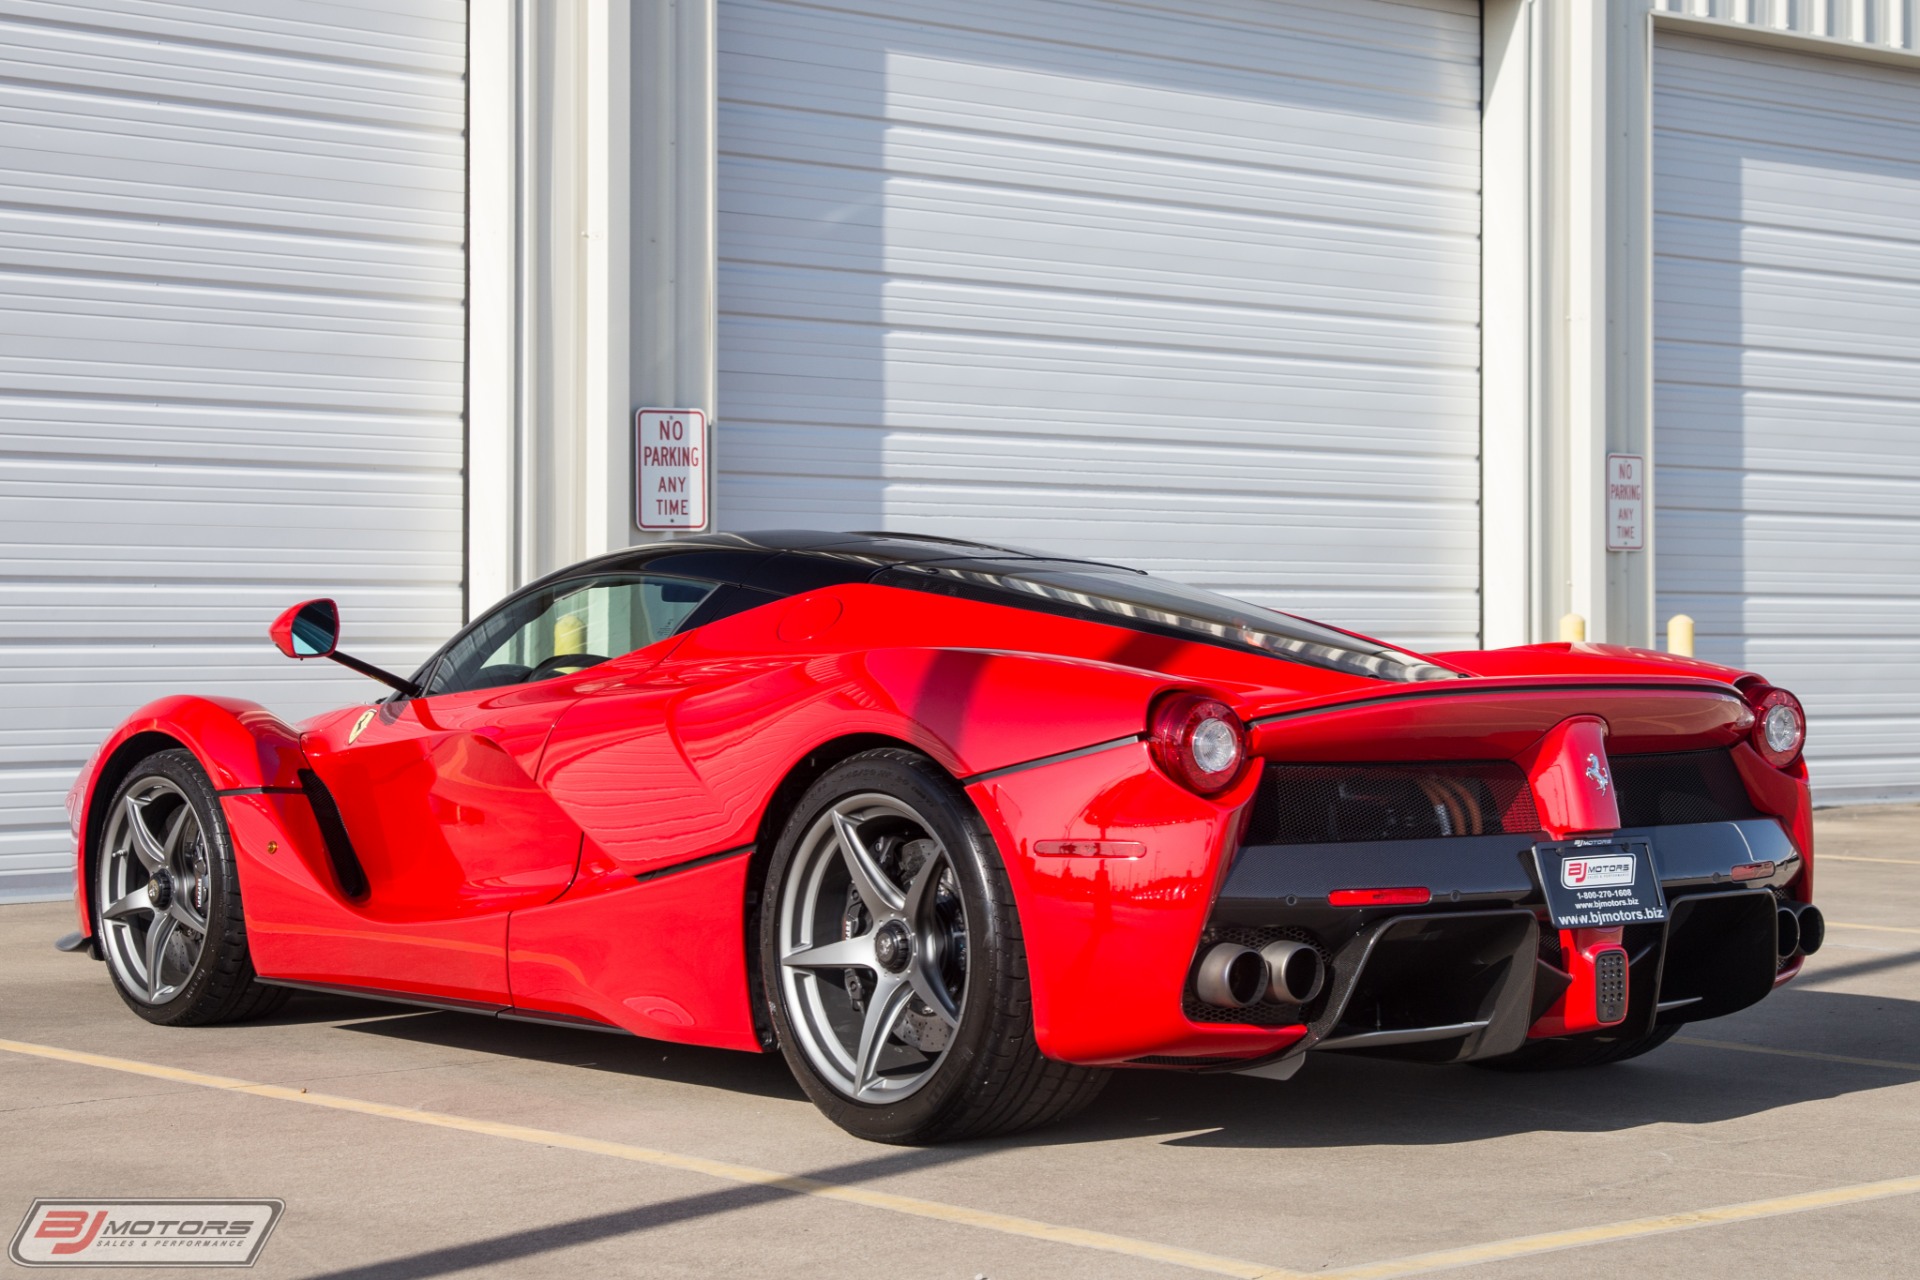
(426, 574, 716, 696)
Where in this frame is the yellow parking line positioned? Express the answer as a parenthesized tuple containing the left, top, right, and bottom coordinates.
(1818, 855, 1920, 866)
(9, 1035, 1920, 1280)
(0, 1037, 1300, 1280)
(1828, 921, 1920, 936)
(1313, 1176, 1920, 1279)
(1675, 1036, 1920, 1074)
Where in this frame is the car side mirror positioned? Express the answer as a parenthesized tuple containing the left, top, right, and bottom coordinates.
(270, 599, 338, 659)
(267, 598, 424, 698)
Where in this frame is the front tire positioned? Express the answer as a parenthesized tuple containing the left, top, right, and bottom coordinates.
(93, 749, 289, 1026)
(760, 748, 1106, 1143)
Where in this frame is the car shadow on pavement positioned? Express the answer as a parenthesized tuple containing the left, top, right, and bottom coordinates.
(252, 989, 1918, 1280)
(307, 986, 1920, 1150)
(1050, 987, 1920, 1151)
(297, 1145, 993, 1280)
(322, 999, 810, 1101)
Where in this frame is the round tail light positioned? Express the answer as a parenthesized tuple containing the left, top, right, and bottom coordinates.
(1747, 684, 1806, 768)
(1149, 692, 1247, 795)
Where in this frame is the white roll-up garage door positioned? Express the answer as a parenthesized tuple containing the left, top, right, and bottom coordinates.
(0, 1, 467, 900)
(1654, 34, 1920, 803)
(717, 0, 1482, 652)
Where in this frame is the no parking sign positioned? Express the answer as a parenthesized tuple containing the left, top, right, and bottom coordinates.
(635, 408, 708, 531)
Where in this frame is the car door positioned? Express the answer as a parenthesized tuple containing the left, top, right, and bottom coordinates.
(295, 571, 718, 999)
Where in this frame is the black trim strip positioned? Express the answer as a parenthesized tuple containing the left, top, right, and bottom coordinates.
(258, 978, 633, 1035)
(633, 844, 754, 884)
(255, 978, 505, 1016)
(1248, 681, 1743, 728)
(960, 734, 1145, 785)
(214, 785, 307, 797)
(498, 1010, 632, 1036)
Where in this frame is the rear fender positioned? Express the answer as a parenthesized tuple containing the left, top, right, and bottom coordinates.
(1731, 742, 1814, 896)
(852, 647, 1169, 777)
(966, 743, 1304, 1065)
(68, 695, 309, 938)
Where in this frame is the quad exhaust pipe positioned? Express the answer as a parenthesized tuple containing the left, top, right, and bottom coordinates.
(1775, 901, 1826, 960)
(1792, 902, 1825, 956)
(1195, 940, 1327, 1009)
(1260, 940, 1326, 1004)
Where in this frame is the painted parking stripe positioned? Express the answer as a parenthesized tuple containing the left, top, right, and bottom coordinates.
(0, 1037, 1301, 1280)
(1311, 1176, 1920, 1279)
(1675, 1036, 1920, 1074)
(8, 1035, 1920, 1280)
(1817, 855, 1920, 866)
(1829, 921, 1920, 935)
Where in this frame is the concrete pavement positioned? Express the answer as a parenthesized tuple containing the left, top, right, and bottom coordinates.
(3, 805, 1918, 1279)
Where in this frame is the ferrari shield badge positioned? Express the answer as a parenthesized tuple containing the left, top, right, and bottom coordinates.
(347, 708, 377, 744)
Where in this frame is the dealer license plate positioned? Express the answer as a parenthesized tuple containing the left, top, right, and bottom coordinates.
(1532, 838, 1667, 929)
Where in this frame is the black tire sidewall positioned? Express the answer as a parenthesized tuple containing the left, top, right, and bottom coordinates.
(95, 749, 247, 1026)
(760, 750, 1021, 1143)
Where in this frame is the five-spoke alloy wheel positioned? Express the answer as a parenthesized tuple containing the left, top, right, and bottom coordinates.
(776, 792, 970, 1103)
(93, 749, 287, 1025)
(98, 773, 213, 1005)
(761, 749, 1107, 1143)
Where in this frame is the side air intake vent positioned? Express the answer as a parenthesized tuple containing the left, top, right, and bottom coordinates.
(1611, 750, 1760, 827)
(1244, 762, 1540, 846)
(298, 768, 369, 900)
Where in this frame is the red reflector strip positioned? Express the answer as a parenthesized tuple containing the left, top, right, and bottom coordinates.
(1730, 860, 1777, 882)
(1329, 886, 1432, 907)
(1032, 839, 1147, 859)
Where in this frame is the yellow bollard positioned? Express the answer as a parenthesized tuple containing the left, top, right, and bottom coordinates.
(1667, 613, 1695, 658)
(553, 611, 587, 656)
(1558, 613, 1586, 643)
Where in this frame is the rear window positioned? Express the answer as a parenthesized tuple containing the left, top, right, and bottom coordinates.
(875, 562, 1457, 683)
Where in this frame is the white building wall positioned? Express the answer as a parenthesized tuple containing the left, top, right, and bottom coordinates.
(713, 0, 1485, 653)
(1654, 0, 1917, 50)
(0, 0, 468, 902)
(471, 0, 1920, 812)
(1652, 30, 1920, 802)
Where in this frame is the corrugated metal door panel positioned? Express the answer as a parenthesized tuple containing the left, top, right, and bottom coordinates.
(0, 0, 466, 901)
(1654, 33, 1920, 803)
(716, 0, 1483, 651)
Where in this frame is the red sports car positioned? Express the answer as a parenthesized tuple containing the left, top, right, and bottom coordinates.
(60, 531, 1819, 1143)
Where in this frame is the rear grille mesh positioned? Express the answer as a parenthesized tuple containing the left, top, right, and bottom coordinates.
(1595, 949, 1628, 1023)
(1243, 762, 1540, 846)
(1611, 750, 1759, 827)
(1242, 750, 1759, 847)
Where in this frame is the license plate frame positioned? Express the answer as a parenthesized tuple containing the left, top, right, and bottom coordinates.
(1532, 838, 1667, 929)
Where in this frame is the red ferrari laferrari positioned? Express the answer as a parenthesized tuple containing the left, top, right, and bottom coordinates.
(61, 531, 1819, 1142)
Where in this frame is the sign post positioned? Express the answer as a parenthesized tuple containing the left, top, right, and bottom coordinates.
(635, 408, 708, 531)
(1605, 452, 1644, 552)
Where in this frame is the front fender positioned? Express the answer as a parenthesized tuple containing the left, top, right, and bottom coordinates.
(68, 695, 308, 938)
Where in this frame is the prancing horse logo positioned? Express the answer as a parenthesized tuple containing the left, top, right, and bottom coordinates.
(1585, 752, 1611, 793)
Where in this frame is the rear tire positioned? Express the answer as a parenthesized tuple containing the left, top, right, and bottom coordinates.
(1471, 1023, 1680, 1072)
(93, 749, 290, 1026)
(760, 748, 1107, 1143)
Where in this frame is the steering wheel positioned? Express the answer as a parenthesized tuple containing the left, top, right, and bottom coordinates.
(526, 652, 611, 681)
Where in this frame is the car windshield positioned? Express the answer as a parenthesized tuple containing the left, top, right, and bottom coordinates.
(876, 561, 1459, 683)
